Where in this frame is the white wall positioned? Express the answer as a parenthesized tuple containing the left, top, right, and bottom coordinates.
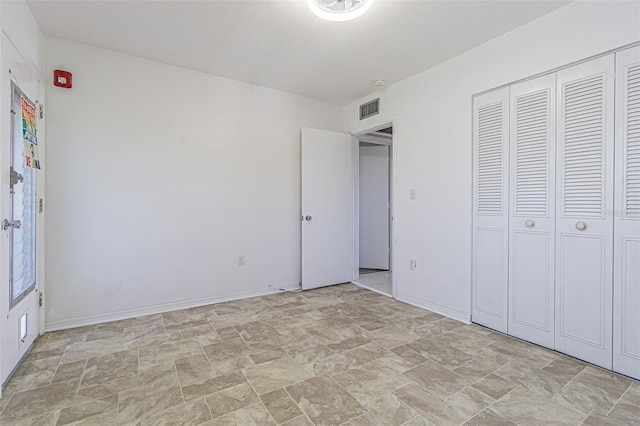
(359, 144, 389, 270)
(346, 0, 640, 322)
(44, 38, 345, 330)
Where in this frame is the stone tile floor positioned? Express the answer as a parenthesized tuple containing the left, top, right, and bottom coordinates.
(0, 283, 638, 425)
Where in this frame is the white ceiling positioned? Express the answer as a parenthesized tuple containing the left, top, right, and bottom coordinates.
(26, 0, 571, 105)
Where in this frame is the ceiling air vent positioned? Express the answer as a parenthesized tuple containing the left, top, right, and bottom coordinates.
(360, 98, 379, 120)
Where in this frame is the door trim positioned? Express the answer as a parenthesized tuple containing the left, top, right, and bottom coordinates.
(352, 116, 398, 298)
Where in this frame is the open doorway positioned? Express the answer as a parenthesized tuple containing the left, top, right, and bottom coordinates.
(353, 126, 392, 296)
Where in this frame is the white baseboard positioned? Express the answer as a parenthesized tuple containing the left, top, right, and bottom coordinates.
(44, 284, 300, 332)
(396, 292, 471, 324)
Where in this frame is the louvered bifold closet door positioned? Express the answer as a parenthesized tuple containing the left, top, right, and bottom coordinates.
(472, 87, 509, 333)
(508, 74, 556, 348)
(614, 46, 640, 381)
(555, 55, 614, 369)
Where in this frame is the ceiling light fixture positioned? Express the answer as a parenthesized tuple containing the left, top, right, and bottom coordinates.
(307, 0, 373, 22)
(373, 79, 386, 87)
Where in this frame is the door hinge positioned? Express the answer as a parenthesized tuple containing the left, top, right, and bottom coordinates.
(38, 103, 44, 119)
(38, 292, 43, 307)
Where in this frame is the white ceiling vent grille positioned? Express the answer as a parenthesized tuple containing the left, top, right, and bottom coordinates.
(360, 98, 379, 120)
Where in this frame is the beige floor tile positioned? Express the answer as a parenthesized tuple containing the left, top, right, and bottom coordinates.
(341, 411, 387, 425)
(470, 373, 516, 400)
(116, 381, 183, 424)
(138, 338, 203, 368)
(2, 284, 637, 426)
(404, 360, 473, 399)
(492, 387, 586, 425)
(365, 326, 420, 349)
(286, 377, 364, 426)
(52, 359, 87, 384)
(393, 383, 468, 426)
(400, 415, 436, 426)
(80, 349, 139, 388)
(234, 402, 276, 425)
(463, 408, 516, 426)
(181, 371, 247, 401)
(541, 356, 586, 380)
(205, 382, 259, 418)
(0, 379, 79, 422)
(141, 398, 212, 425)
(249, 348, 287, 365)
(203, 338, 256, 364)
(390, 345, 428, 367)
(493, 359, 567, 398)
(280, 415, 314, 426)
(75, 374, 140, 403)
(349, 342, 388, 363)
(304, 351, 364, 376)
(260, 388, 303, 424)
(243, 357, 312, 395)
(60, 336, 125, 364)
(365, 393, 418, 426)
(57, 395, 117, 425)
(406, 338, 474, 369)
(235, 321, 282, 343)
(175, 353, 213, 387)
(0, 409, 61, 426)
(552, 366, 633, 415)
(333, 361, 411, 403)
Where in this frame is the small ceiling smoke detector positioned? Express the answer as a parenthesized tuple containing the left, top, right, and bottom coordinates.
(373, 79, 386, 87)
(307, 0, 373, 22)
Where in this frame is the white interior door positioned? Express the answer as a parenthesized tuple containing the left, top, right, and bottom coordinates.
(301, 127, 354, 290)
(359, 144, 389, 270)
(507, 73, 556, 349)
(1, 34, 41, 388)
(613, 46, 640, 381)
(555, 55, 614, 369)
(472, 87, 510, 333)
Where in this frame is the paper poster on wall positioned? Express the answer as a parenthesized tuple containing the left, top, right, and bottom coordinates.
(21, 95, 40, 169)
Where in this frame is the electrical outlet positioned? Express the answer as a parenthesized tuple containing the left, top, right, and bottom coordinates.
(238, 255, 245, 267)
(409, 188, 416, 200)
(409, 259, 416, 270)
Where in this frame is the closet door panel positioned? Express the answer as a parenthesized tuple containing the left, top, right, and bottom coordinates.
(555, 54, 614, 369)
(614, 46, 640, 380)
(508, 74, 556, 348)
(473, 87, 509, 333)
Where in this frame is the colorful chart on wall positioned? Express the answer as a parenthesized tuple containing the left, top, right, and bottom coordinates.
(21, 95, 40, 169)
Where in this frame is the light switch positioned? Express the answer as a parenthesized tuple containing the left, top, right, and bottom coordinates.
(409, 188, 416, 200)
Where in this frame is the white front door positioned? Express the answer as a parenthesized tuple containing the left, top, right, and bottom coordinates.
(1, 34, 41, 389)
(301, 127, 354, 290)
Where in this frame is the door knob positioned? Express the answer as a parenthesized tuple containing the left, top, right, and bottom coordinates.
(3, 219, 21, 230)
(525, 219, 536, 228)
(575, 221, 588, 231)
(304, 215, 312, 222)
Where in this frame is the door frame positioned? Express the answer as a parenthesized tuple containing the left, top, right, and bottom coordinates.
(351, 116, 398, 298)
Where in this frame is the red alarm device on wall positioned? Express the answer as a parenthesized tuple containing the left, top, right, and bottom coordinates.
(53, 70, 72, 88)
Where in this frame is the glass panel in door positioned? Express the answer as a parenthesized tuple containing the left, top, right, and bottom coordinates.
(9, 82, 37, 306)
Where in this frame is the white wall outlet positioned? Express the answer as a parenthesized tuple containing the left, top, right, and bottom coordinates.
(238, 255, 245, 267)
(409, 259, 416, 270)
(409, 188, 416, 200)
